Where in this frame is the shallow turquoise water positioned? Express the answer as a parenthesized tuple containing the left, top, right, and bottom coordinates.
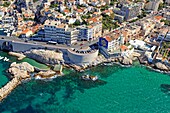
(0, 61, 170, 113)
(19, 58, 49, 69)
(0, 51, 49, 88)
(0, 59, 10, 88)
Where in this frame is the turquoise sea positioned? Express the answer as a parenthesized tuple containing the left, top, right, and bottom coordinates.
(0, 52, 170, 113)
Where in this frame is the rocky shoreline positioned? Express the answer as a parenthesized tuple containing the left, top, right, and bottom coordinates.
(1, 49, 170, 102)
(8, 50, 170, 74)
(0, 61, 64, 102)
(8, 52, 26, 60)
(0, 62, 34, 102)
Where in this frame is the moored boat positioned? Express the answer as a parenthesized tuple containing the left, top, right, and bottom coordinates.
(0, 56, 4, 60)
(3, 57, 9, 61)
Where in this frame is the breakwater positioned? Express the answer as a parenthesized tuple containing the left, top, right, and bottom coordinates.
(0, 62, 34, 102)
(0, 77, 21, 102)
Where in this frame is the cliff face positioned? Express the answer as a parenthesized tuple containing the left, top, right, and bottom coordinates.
(24, 49, 64, 65)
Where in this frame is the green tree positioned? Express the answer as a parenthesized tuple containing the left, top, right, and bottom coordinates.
(73, 20, 81, 26)
(2, 2, 10, 7)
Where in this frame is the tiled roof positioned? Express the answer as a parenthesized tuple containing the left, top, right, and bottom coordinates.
(154, 16, 163, 21)
(105, 36, 112, 42)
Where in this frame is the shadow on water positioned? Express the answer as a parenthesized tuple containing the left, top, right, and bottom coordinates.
(16, 105, 46, 113)
(0, 68, 107, 113)
(160, 84, 170, 95)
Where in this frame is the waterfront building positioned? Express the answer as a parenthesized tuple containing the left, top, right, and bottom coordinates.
(77, 25, 93, 41)
(99, 34, 124, 52)
(19, 29, 33, 38)
(44, 20, 79, 44)
(98, 33, 125, 58)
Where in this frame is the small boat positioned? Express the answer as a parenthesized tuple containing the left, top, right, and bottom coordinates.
(0, 56, 4, 60)
(81, 75, 98, 81)
(3, 57, 9, 61)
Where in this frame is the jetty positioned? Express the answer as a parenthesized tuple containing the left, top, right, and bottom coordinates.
(0, 62, 34, 102)
(8, 52, 26, 60)
(0, 77, 21, 101)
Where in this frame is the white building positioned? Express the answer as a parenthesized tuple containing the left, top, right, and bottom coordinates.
(77, 25, 93, 41)
(129, 40, 145, 48)
(164, 32, 170, 41)
(0, 11, 4, 19)
(76, 0, 84, 5)
(164, 12, 170, 21)
(44, 20, 79, 44)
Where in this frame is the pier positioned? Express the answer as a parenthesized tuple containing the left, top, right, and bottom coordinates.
(0, 62, 34, 102)
(0, 77, 21, 102)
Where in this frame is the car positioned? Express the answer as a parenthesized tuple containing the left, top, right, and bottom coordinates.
(25, 40, 28, 42)
(47, 41, 57, 45)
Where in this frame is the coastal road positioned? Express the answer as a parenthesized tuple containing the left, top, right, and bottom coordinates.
(0, 35, 99, 50)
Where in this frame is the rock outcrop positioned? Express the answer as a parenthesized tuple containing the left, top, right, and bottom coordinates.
(8, 62, 34, 79)
(0, 62, 34, 101)
(25, 49, 63, 65)
(34, 70, 57, 79)
(154, 62, 169, 71)
(8, 52, 26, 60)
(119, 57, 133, 65)
(138, 56, 148, 64)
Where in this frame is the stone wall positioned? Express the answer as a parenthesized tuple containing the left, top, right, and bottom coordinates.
(67, 49, 99, 65)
